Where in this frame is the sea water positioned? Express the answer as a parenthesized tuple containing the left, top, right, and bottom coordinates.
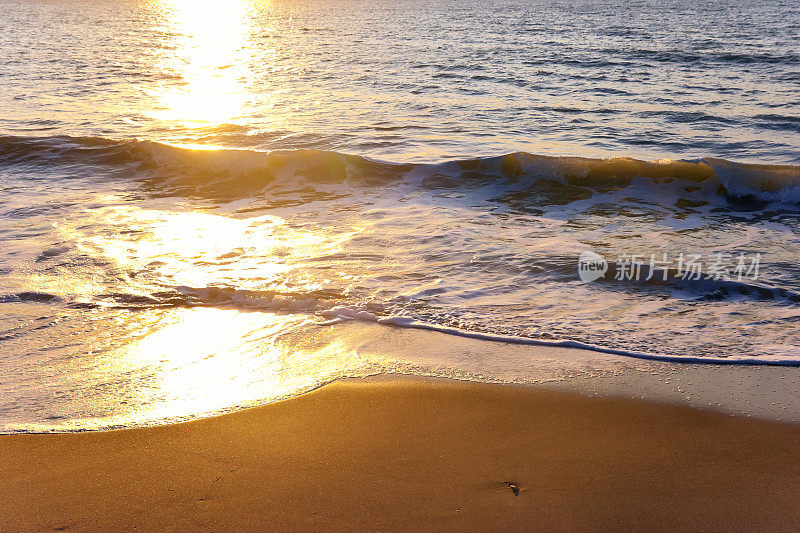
(1, 0, 799, 431)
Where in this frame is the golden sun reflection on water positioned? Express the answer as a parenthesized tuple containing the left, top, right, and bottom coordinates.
(117, 308, 303, 421)
(88, 307, 364, 428)
(151, 0, 255, 125)
(2, 200, 371, 431)
(60, 205, 356, 294)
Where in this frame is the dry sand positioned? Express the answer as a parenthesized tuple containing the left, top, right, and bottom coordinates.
(2, 378, 799, 531)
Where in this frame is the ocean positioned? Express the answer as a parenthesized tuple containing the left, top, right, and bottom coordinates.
(1, 0, 799, 431)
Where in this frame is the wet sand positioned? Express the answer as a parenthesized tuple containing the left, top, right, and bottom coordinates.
(2, 378, 799, 531)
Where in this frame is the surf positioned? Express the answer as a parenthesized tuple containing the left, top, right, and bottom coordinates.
(3, 135, 800, 203)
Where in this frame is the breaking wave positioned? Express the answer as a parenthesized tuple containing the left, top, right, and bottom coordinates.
(2, 135, 800, 203)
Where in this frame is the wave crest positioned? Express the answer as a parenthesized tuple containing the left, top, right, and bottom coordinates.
(2, 135, 800, 203)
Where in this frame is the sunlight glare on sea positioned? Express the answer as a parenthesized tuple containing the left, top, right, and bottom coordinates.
(149, 0, 256, 126)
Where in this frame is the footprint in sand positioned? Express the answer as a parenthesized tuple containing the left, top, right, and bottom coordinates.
(503, 481, 523, 496)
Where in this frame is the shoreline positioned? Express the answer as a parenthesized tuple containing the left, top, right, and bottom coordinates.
(3, 377, 799, 531)
(3, 317, 800, 434)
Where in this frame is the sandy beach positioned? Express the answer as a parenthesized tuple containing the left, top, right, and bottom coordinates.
(2, 377, 799, 531)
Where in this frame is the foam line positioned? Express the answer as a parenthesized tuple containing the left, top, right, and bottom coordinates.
(371, 315, 800, 367)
